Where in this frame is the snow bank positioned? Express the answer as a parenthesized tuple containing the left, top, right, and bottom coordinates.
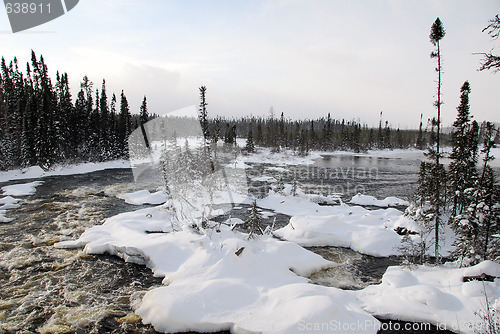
(1, 181, 44, 196)
(274, 206, 405, 257)
(0, 160, 131, 183)
(239, 148, 321, 166)
(350, 194, 409, 207)
(358, 261, 500, 333)
(117, 189, 168, 205)
(256, 192, 407, 257)
(0, 196, 20, 209)
(56, 205, 380, 333)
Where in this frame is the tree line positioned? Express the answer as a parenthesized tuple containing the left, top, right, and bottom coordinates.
(0, 51, 152, 170)
(402, 17, 500, 267)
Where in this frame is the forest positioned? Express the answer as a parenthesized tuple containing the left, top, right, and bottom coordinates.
(0, 49, 499, 171)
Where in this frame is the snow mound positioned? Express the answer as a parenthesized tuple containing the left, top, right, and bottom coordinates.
(55, 205, 380, 333)
(358, 261, 500, 333)
(350, 194, 409, 207)
(117, 190, 168, 205)
(1, 181, 44, 196)
(274, 208, 405, 257)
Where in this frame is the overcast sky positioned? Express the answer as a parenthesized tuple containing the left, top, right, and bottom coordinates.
(1, 0, 499, 128)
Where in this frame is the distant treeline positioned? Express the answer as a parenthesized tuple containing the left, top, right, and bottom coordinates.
(0, 51, 153, 170)
(206, 111, 498, 155)
(1, 52, 498, 171)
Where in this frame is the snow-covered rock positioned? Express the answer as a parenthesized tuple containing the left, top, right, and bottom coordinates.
(357, 261, 500, 334)
(117, 189, 168, 205)
(350, 194, 409, 207)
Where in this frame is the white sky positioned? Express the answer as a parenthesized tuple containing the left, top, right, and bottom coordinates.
(1, 0, 499, 128)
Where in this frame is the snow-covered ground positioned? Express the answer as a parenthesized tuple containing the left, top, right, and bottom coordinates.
(358, 261, 500, 333)
(117, 189, 168, 205)
(0, 160, 131, 183)
(350, 194, 410, 207)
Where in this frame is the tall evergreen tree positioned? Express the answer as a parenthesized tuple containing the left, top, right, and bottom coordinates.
(416, 113, 424, 149)
(199, 86, 209, 142)
(118, 90, 131, 157)
(448, 81, 478, 216)
(428, 17, 446, 263)
(139, 95, 148, 125)
(245, 123, 255, 153)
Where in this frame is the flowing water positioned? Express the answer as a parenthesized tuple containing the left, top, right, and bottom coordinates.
(1, 153, 475, 333)
(0, 169, 165, 333)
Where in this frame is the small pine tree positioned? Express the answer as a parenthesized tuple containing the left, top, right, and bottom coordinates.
(245, 200, 265, 240)
(245, 124, 255, 153)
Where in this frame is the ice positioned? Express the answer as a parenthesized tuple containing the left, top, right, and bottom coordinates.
(117, 190, 168, 205)
(1, 181, 44, 196)
(350, 194, 409, 207)
(357, 261, 500, 333)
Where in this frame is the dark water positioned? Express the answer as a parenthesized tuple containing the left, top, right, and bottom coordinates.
(246, 154, 422, 202)
(0, 169, 165, 333)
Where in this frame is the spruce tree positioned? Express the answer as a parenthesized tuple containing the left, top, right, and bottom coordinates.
(448, 81, 478, 216)
(245, 200, 265, 239)
(199, 86, 209, 142)
(416, 113, 424, 149)
(139, 95, 148, 125)
(428, 17, 446, 263)
(452, 122, 500, 265)
(245, 123, 255, 153)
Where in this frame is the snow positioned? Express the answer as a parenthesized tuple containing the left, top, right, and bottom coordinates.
(350, 194, 410, 207)
(271, 200, 406, 257)
(0, 160, 131, 183)
(0, 196, 20, 223)
(0, 196, 20, 209)
(238, 147, 321, 166)
(117, 189, 168, 205)
(55, 205, 380, 333)
(1, 181, 44, 196)
(0, 181, 43, 223)
(251, 176, 277, 183)
(357, 261, 500, 333)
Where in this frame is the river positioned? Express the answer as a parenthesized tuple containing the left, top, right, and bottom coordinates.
(0, 153, 469, 333)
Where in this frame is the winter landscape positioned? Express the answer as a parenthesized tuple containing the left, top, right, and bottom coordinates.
(1, 1, 500, 334)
